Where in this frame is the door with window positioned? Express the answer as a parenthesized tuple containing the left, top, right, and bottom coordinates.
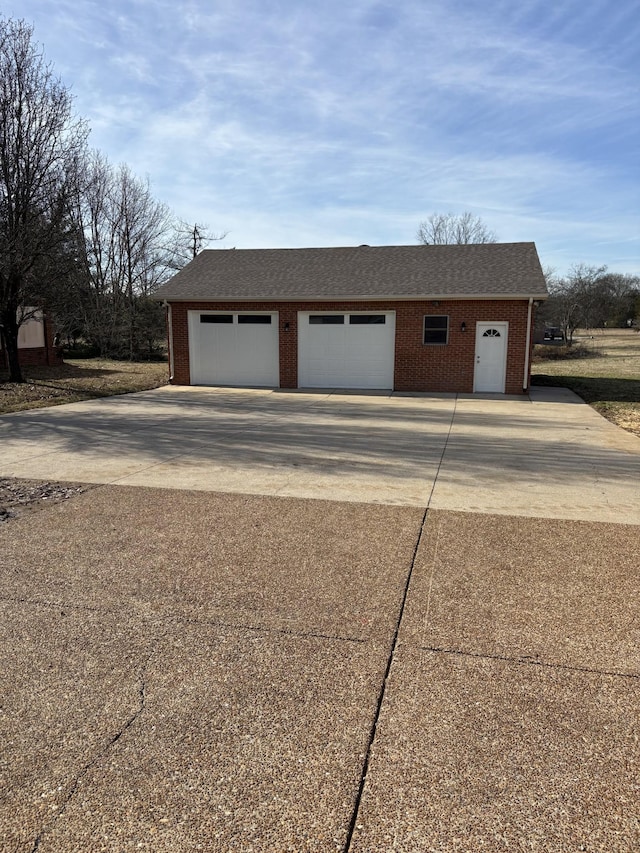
(473, 322, 508, 392)
(297, 311, 395, 388)
(188, 311, 279, 386)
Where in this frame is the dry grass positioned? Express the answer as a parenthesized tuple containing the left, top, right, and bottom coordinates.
(0, 359, 169, 414)
(532, 329, 640, 437)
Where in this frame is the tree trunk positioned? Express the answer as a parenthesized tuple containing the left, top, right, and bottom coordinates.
(0, 313, 24, 382)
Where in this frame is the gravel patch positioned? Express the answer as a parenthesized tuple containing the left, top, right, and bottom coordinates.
(0, 477, 88, 523)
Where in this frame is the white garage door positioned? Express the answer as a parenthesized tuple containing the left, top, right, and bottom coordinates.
(188, 311, 279, 386)
(298, 312, 395, 389)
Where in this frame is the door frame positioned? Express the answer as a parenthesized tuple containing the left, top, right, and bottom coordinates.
(473, 321, 508, 393)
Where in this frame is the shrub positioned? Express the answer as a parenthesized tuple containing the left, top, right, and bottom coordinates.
(532, 342, 597, 362)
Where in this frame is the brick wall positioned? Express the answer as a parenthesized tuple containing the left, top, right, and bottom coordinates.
(15, 347, 50, 367)
(393, 299, 531, 394)
(168, 299, 532, 394)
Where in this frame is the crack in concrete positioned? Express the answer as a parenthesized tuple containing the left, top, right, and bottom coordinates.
(1, 596, 368, 644)
(0, 595, 122, 615)
(419, 644, 640, 680)
(168, 615, 368, 644)
(29, 647, 155, 852)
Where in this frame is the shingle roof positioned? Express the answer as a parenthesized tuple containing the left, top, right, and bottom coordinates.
(154, 242, 548, 301)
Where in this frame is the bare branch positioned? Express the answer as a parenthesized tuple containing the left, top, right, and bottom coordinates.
(417, 211, 497, 245)
(0, 17, 87, 380)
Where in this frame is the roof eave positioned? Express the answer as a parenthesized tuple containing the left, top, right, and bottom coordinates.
(154, 292, 548, 302)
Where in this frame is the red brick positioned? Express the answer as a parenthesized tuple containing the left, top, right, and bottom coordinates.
(166, 300, 536, 395)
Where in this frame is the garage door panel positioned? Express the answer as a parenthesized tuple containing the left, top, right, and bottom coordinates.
(298, 312, 395, 389)
(188, 312, 279, 387)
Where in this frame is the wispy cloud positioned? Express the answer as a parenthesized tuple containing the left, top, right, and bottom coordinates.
(7, 0, 640, 273)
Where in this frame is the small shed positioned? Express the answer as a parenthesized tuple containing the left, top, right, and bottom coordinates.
(0, 309, 62, 370)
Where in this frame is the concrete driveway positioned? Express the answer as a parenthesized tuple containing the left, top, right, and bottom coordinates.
(1, 387, 639, 851)
(1, 384, 639, 521)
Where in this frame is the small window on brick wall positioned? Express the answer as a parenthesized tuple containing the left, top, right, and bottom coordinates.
(423, 315, 449, 345)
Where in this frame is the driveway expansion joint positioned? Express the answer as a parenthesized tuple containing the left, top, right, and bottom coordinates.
(425, 395, 458, 510)
(343, 505, 430, 853)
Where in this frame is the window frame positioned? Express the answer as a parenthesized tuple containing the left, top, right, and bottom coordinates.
(308, 314, 345, 325)
(237, 314, 273, 325)
(200, 314, 233, 324)
(348, 314, 386, 325)
(423, 314, 449, 345)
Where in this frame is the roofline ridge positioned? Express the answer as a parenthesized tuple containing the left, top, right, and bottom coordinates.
(198, 241, 537, 254)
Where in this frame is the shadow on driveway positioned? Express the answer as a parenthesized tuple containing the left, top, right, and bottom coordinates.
(0, 387, 638, 521)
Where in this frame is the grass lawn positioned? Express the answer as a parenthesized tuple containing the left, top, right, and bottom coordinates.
(531, 329, 640, 437)
(0, 359, 169, 414)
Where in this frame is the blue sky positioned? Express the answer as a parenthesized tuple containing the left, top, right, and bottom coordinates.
(9, 0, 640, 275)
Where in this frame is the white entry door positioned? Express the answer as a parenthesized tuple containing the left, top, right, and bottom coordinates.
(473, 322, 508, 393)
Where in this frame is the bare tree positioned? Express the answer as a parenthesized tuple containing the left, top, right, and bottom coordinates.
(417, 212, 497, 245)
(113, 165, 175, 358)
(59, 150, 230, 359)
(66, 154, 178, 358)
(69, 150, 120, 357)
(0, 18, 87, 381)
(172, 220, 228, 266)
(598, 272, 640, 327)
(545, 264, 608, 345)
(542, 265, 640, 344)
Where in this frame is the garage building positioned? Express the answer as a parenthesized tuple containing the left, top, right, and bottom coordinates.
(154, 243, 548, 395)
